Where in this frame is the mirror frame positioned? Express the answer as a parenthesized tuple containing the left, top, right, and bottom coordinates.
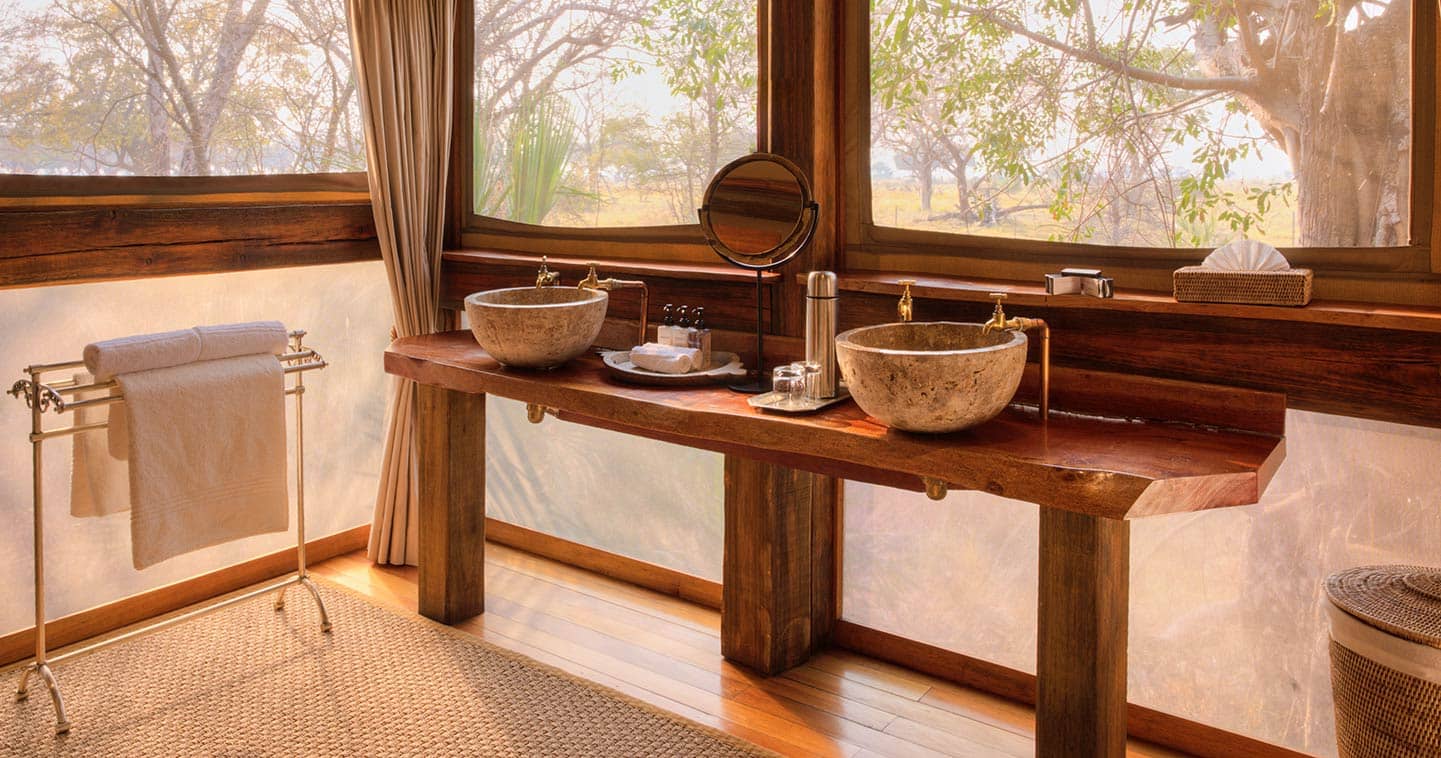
(697, 152, 819, 271)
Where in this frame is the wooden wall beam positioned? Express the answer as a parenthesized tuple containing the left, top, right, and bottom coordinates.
(0, 203, 378, 289)
(764, 0, 843, 337)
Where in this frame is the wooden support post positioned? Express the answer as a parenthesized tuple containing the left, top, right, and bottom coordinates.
(1036, 507, 1130, 758)
(416, 384, 487, 624)
(722, 455, 838, 675)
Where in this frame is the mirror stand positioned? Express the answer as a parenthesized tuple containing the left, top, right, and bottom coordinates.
(696, 152, 819, 394)
(732, 269, 770, 394)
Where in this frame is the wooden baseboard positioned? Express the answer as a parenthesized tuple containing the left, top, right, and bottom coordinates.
(832, 621, 1312, 758)
(484, 518, 723, 610)
(0, 524, 370, 667)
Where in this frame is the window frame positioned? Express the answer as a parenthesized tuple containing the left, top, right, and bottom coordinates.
(453, 0, 770, 265)
(840, 1, 1441, 302)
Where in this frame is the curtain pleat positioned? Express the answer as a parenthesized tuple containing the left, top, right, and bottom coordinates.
(347, 0, 456, 565)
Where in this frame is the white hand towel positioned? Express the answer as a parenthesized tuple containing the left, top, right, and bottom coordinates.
(630, 343, 700, 374)
(119, 354, 289, 569)
(69, 372, 129, 517)
(195, 321, 288, 362)
(83, 329, 202, 382)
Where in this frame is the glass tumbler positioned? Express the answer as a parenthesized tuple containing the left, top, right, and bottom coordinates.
(771, 364, 806, 408)
(796, 360, 824, 401)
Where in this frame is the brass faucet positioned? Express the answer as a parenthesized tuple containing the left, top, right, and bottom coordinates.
(535, 256, 560, 288)
(897, 280, 916, 323)
(577, 262, 650, 347)
(981, 293, 1051, 422)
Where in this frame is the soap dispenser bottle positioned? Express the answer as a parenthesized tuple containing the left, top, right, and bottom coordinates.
(658, 304, 676, 346)
(687, 308, 712, 369)
(671, 306, 690, 347)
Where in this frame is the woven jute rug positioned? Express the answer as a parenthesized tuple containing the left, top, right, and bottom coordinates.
(2, 580, 775, 757)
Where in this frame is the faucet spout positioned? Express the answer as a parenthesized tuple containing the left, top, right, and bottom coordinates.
(897, 280, 916, 323)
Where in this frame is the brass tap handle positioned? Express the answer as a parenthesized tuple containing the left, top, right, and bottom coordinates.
(578, 262, 602, 290)
(897, 280, 916, 323)
(535, 256, 559, 288)
(984, 292, 1009, 332)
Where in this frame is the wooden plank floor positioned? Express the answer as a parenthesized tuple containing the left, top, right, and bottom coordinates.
(313, 545, 1187, 758)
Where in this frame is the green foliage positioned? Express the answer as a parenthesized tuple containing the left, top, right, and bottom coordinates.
(506, 94, 578, 225)
(473, 112, 508, 217)
(867, 0, 1345, 247)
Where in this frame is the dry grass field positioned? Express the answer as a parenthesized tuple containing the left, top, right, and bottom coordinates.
(540, 176, 1303, 250)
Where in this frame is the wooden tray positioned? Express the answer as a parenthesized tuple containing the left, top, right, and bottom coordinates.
(602, 350, 747, 386)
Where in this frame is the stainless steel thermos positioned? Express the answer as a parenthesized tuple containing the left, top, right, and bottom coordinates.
(804, 271, 838, 399)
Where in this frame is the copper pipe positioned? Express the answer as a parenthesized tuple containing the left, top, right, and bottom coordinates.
(578, 263, 650, 346)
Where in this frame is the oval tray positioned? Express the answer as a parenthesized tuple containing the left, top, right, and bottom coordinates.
(602, 350, 747, 386)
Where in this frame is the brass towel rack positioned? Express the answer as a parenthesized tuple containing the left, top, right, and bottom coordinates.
(7, 330, 330, 735)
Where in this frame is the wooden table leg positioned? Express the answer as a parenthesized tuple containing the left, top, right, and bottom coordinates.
(721, 455, 839, 675)
(415, 384, 487, 624)
(1036, 507, 1130, 758)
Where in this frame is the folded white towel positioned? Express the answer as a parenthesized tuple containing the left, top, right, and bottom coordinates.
(84, 329, 201, 382)
(196, 321, 288, 362)
(69, 372, 129, 517)
(630, 343, 700, 374)
(119, 354, 289, 569)
(84, 322, 289, 384)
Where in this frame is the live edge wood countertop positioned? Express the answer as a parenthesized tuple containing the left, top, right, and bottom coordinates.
(386, 331, 1287, 521)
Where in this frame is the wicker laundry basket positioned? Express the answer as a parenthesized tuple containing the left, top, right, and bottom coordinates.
(1325, 565, 1441, 758)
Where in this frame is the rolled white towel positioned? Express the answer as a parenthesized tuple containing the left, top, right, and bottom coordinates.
(83, 329, 202, 382)
(630, 343, 700, 374)
(196, 321, 288, 362)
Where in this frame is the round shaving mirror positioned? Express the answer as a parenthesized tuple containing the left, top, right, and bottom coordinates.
(698, 153, 819, 392)
(699, 153, 818, 270)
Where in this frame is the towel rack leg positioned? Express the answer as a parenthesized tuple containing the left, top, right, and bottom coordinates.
(15, 369, 72, 734)
(16, 663, 69, 733)
(271, 334, 332, 633)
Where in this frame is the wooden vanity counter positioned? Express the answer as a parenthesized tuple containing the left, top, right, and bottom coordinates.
(386, 330, 1288, 758)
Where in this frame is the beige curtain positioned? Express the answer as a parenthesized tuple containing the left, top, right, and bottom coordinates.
(348, 0, 456, 565)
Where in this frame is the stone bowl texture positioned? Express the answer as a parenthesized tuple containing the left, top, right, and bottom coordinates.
(464, 286, 609, 369)
(835, 321, 1027, 433)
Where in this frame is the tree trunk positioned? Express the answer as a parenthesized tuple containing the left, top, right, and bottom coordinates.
(1217, 1, 1410, 247)
(144, 49, 170, 175)
(1292, 4, 1409, 247)
(919, 162, 934, 212)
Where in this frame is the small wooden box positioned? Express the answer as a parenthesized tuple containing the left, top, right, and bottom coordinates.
(1172, 266, 1313, 307)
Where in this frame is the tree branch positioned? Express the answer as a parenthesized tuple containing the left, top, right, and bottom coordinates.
(951, 3, 1259, 95)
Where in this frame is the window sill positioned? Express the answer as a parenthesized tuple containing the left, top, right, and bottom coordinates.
(835, 271, 1441, 334)
(443, 250, 782, 284)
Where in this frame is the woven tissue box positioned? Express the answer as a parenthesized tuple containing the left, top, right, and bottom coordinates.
(1174, 240, 1312, 306)
(1173, 267, 1313, 306)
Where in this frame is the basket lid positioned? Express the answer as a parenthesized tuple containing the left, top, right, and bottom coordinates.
(1326, 565, 1441, 648)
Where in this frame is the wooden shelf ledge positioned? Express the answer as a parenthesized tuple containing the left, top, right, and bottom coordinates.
(833, 271, 1441, 334)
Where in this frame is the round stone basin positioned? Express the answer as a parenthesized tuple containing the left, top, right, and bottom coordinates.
(835, 322, 1027, 433)
(464, 287, 608, 369)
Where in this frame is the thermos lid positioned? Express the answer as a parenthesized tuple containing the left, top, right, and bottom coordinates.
(806, 271, 838, 298)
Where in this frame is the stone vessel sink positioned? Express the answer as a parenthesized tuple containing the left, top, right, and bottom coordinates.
(464, 286, 608, 369)
(835, 322, 1027, 433)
